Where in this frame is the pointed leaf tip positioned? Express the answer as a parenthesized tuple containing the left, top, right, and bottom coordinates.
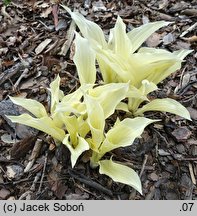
(99, 159, 142, 194)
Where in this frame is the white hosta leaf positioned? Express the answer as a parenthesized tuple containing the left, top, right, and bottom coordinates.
(63, 134, 89, 167)
(88, 83, 129, 118)
(62, 5, 107, 48)
(74, 33, 96, 85)
(56, 84, 94, 115)
(128, 52, 178, 87)
(99, 117, 157, 157)
(116, 102, 129, 112)
(77, 116, 90, 138)
(128, 80, 158, 112)
(49, 75, 64, 113)
(139, 80, 158, 95)
(96, 56, 118, 83)
(98, 159, 142, 194)
(133, 48, 192, 85)
(174, 49, 193, 60)
(6, 114, 65, 141)
(51, 112, 65, 129)
(84, 95, 105, 150)
(97, 50, 134, 83)
(127, 21, 169, 53)
(9, 96, 47, 118)
(62, 115, 78, 147)
(61, 84, 94, 104)
(109, 16, 132, 57)
(134, 98, 191, 120)
(55, 101, 82, 114)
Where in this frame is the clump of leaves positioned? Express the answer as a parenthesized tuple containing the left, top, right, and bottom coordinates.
(63, 6, 191, 120)
(8, 75, 157, 194)
(7, 7, 192, 194)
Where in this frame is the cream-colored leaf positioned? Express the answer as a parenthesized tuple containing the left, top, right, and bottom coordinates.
(63, 134, 89, 167)
(74, 33, 96, 85)
(84, 95, 105, 150)
(132, 48, 192, 85)
(128, 51, 179, 87)
(99, 117, 157, 157)
(96, 56, 118, 83)
(116, 102, 129, 112)
(88, 83, 129, 118)
(134, 98, 191, 120)
(109, 16, 132, 57)
(97, 50, 133, 83)
(127, 21, 169, 53)
(77, 116, 90, 138)
(62, 5, 107, 48)
(9, 96, 48, 118)
(55, 101, 81, 114)
(6, 114, 65, 141)
(98, 159, 142, 194)
(139, 80, 158, 95)
(61, 115, 78, 148)
(61, 84, 93, 104)
(128, 80, 158, 112)
(173, 49, 193, 60)
(49, 75, 63, 113)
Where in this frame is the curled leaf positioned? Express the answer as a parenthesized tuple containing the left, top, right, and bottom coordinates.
(9, 96, 48, 118)
(63, 134, 89, 167)
(98, 117, 158, 158)
(6, 114, 65, 141)
(99, 158, 142, 194)
(134, 98, 191, 120)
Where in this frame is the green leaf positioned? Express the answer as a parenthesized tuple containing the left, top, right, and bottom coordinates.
(134, 98, 191, 120)
(74, 33, 96, 85)
(63, 134, 89, 167)
(6, 114, 65, 141)
(98, 158, 142, 194)
(9, 96, 48, 118)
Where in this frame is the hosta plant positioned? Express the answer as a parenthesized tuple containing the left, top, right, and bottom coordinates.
(7, 75, 156, 194)
(7, 8, 192, 194)
(63, 6, 191, 120)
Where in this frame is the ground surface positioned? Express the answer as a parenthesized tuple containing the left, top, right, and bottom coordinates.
(0, 0, 197, 200)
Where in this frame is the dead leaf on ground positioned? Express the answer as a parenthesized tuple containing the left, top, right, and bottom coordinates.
(35, 39, 53, 55)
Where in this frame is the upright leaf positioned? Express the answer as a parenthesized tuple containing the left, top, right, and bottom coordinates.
(49, 75, 64, 113)
(84, 95, 105, 150)
(74, 33, 96, 85)
(62, 5, 107, 48)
